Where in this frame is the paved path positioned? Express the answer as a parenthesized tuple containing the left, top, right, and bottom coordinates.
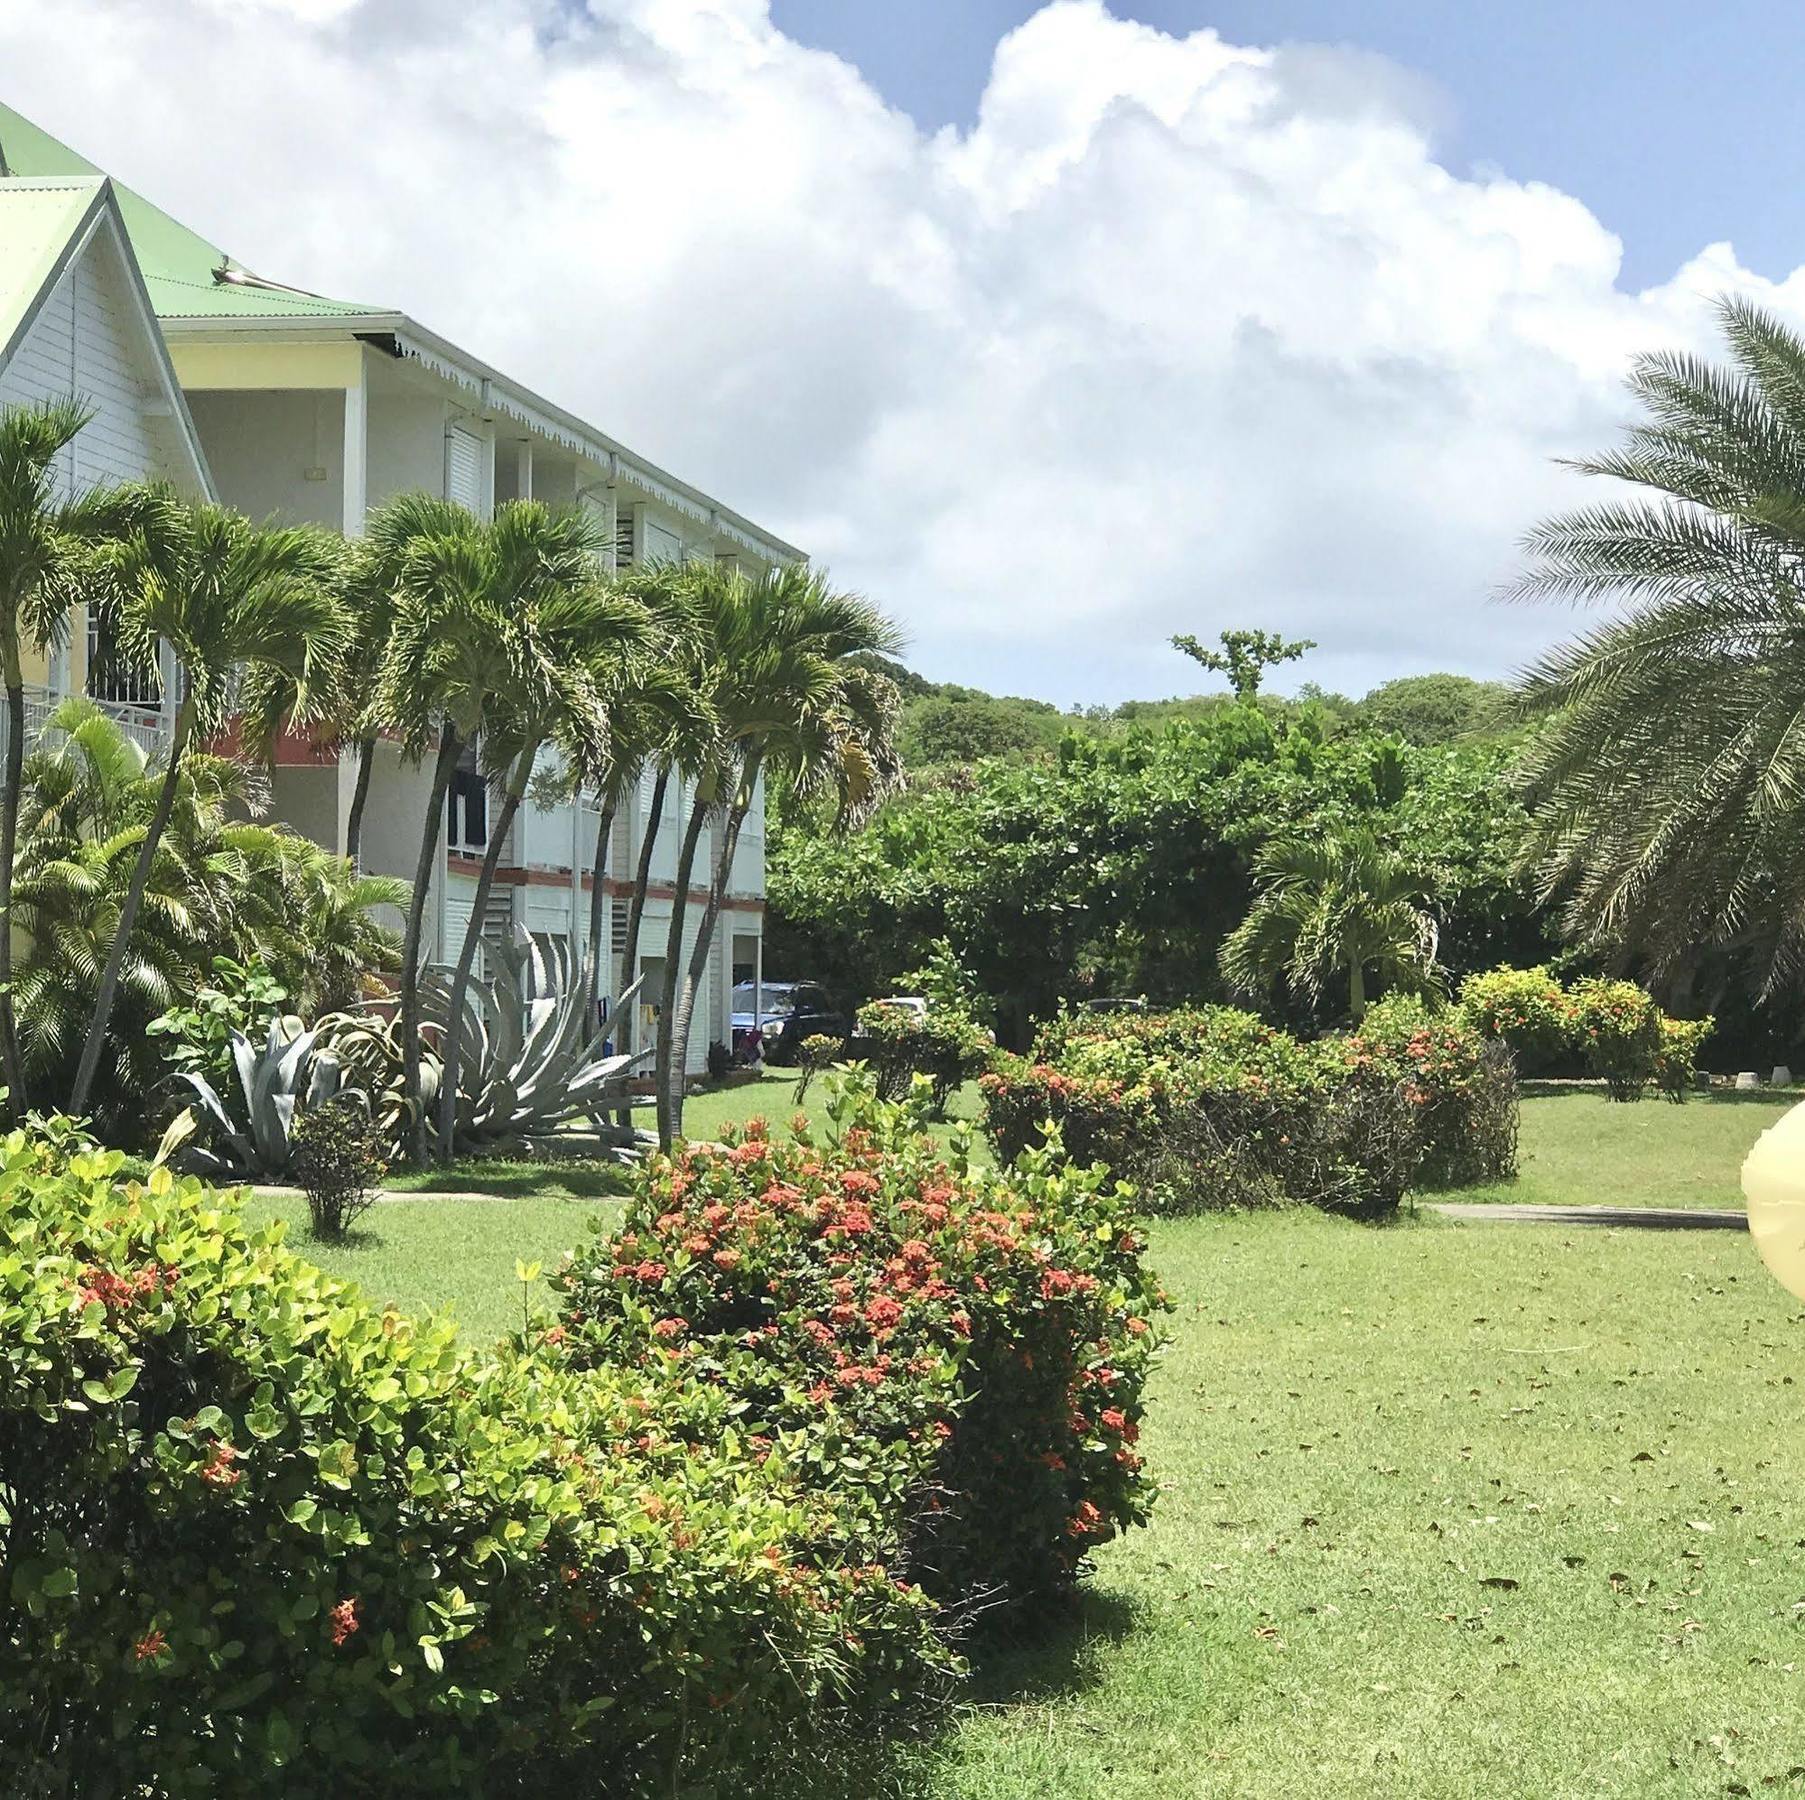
(1430, 1202, 1746, 1231)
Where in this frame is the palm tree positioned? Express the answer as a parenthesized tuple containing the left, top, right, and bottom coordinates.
(655, 563, 904, 1146)
(66, 492, 347, 1116)
(12, 698, 399, 1134)
(1510, 296, 1805, 995)
(0, 399, 141, 1110)
(431, 504, 652, 1162)
(1219, 826, 1440, 1024)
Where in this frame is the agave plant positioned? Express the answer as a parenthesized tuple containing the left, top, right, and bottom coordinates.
(417, 929, 646, 1151)
(166, 1014, 353, 1178)
(311, 1008, 440, 1153)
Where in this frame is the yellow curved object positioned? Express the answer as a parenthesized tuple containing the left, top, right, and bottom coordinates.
(1743, 1100, 1805, 1300)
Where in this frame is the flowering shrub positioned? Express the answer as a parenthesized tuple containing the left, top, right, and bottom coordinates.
(1457, 965, 1571, 1073)
(1655, 1015, 1715, 1102)
(1457, 965, 1711, 1102)
(0, 1119, 951, 1795)
(853, 1000, 995, 1112)
(550, 1073, 1168, 1617)
(983, 1000, 1514, 1213)
(1344, 995, 1517, 1187)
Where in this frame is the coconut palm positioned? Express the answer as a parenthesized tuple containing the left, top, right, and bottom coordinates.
(1219, 826, 1440, 1024)
(432, 504, 653, 1162)
(1510, 297, 1805, 995)
(0, 399, 143, 1110)
(655, 563, 904, 1146)
(66, 492, 347, 1116)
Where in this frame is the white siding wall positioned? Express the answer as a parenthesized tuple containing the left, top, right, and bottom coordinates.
(188, 389, 344, 526)
(0, 227, 185, 491)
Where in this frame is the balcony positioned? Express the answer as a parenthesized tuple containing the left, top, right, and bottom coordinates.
(0, 685, 169, 764)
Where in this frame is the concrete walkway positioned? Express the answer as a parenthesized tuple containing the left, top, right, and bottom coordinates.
(1430, 1202, 1746, 1231)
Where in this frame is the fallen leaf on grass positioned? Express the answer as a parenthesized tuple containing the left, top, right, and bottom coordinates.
(1479, 1577, 1520, 1591)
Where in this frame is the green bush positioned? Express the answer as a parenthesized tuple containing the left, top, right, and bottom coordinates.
(1457, 965, 1570, 1073)
(1655, 1015, 1714, 1101)
(853, 1000, 994, 1112)
(1346, 995, 1518, 1188)
(288, 1094, 388, 1240)
(981, 1001, 1516, 1214)
(0, 1121, 951, 1795)
(1456, 965, 1712, 1103)
(1568, 977, 1664, 1101)
(551, 1073, 1168, 1617)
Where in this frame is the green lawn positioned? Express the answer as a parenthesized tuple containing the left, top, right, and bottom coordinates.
(679, 1066, 988, 1156)
(236, 1077, 1805, 1794)
(243, 1191, 620, 1344)
(1442, 1087, 1792, 1210)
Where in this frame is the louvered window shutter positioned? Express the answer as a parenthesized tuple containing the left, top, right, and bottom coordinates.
(445, 426, 483, 513)
(615, 507, 636, 569)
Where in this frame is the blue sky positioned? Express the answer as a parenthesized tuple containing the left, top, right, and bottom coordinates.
(771, 0, 1798, 292)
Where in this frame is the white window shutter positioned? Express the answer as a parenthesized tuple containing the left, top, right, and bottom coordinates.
(445, 426, 483, 513)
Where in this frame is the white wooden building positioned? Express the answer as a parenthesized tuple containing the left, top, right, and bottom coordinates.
(0, 104, 787, 1075)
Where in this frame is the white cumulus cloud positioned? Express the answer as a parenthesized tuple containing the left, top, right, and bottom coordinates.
(4, 0, 1802, 701)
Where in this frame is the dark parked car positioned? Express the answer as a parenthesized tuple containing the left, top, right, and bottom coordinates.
(730, 980, 850, 1065)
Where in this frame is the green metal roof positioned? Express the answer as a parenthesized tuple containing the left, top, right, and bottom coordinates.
(0, 177, 102, 356)
(0, 101, 375, 321)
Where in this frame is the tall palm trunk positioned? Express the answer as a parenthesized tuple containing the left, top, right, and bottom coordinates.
(655, 787, 711, 1150)
(666, 752, 763, 1142)
(344, 736, 376, 866)
(584, 795, 618, 1036)
(70, 698, 194, 1117)
(436, 762, 528, 1163)
(401, 725, 462, 1165)
(614, 766, 668, 1128)
(0, 663, 30, 1114)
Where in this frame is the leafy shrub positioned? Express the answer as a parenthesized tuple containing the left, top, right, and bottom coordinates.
(1569, 977, 1664, 1100)
(551, 1073, 1168, 1618)
(147, 954, 290, 1092)
(982, 1000, 1515, 1214)
(854, 1000, 994, 1112)
(289, 1095, 387, 1239)
(1457, 965, 1570, 1073)
(1457, 964, 1713, 1103)
(791, 1031, 844, 1104)
(1346, 995, 1518, 1187)
(0, 1123, 952, 1795)
(1655, 1014, 1715, 1101)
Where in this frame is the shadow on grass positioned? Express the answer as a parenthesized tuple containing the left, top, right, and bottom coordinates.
(763, 1588, 1146, 1800)
(1517, 1080, 1795, 1107)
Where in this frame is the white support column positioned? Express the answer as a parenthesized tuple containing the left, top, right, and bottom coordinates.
(342, 354, 368, 537)
(479, 432, 497, 522)
(517, 440, 534, 504)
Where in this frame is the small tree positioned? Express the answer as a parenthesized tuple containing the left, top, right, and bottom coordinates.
(1172, 627, 1314, 700)
(1220, 826, 1440, 1024)
(68, 494, 346, 1117)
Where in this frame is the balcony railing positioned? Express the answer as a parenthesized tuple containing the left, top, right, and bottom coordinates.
(0, 685, 170, 765)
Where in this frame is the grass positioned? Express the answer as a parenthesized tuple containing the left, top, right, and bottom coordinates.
(900, 1211, 1805, 1798)
(234, 1075, 1805, 1793)
(679, 1066, 988, 1156)
(242, 1191, 621, 1344)
(1443, 1087, 1791, 1210)
(381, 1157, 631, 1200)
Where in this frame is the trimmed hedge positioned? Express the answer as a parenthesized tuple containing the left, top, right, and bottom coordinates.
(981, 1001, 1516, 1215)
(0, 1119, 952, 1796)
(551, 1074, 1169, 1618)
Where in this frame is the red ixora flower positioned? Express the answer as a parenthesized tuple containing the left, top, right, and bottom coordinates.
(651, 1317, 685, 1340)
(329, 1597, 361, 1647)
(199, 1439, 242, 1489)
(133, 1627, 168, 1663)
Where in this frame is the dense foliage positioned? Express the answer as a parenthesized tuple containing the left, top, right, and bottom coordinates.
(12, 702, 400, 1140)
(0, 1121, 953, 1795)
(1458, 964, 1713, 1101)
(982, 1000, 1517, 1215)
(769, 703, 1545, 1042)
(551, 1075, 1168, 1618)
